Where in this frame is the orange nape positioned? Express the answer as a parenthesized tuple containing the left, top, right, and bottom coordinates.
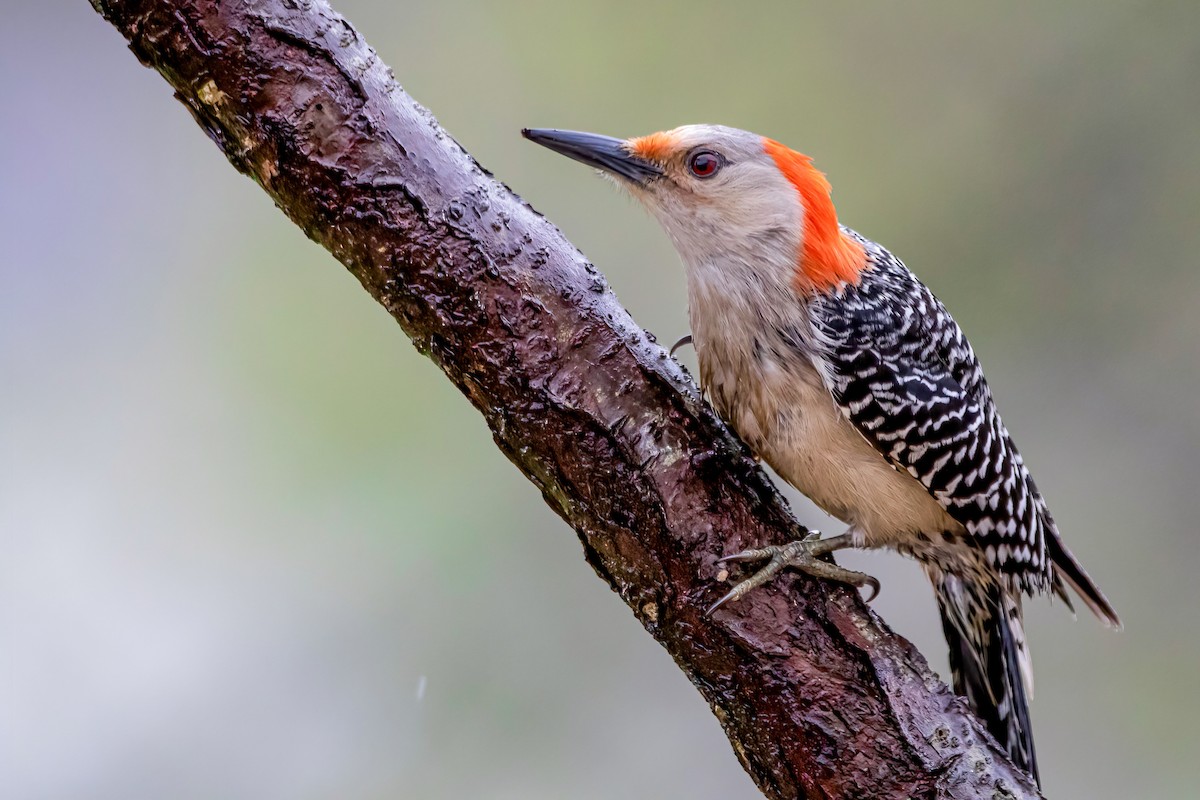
(627, 130, 679, 163)
(763, 138, 867, 293)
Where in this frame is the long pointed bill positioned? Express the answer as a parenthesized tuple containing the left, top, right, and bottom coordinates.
(522, 128, 663, 183)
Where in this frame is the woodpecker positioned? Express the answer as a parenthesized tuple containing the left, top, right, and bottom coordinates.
(523, 124, 1121, 783)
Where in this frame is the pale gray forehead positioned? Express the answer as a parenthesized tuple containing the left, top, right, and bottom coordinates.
(666, 124, 767, 161)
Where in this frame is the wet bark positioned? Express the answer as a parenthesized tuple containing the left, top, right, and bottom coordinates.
(89, 1, 1043, 798)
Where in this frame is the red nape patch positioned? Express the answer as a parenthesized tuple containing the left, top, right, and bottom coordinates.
(763, 138, 867, 293)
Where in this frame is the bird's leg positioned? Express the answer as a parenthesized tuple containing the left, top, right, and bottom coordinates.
(707, 531, 879, 615)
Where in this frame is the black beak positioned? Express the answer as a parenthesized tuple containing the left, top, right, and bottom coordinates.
(522, 128, 663, 183)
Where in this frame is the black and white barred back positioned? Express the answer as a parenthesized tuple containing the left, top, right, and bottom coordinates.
(809, 228, 1119, 781)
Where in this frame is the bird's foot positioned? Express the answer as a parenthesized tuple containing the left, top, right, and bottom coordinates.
(706, 532, 879, 615)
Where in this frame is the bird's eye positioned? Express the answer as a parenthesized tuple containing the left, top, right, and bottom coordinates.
(688, 150, 722, 179)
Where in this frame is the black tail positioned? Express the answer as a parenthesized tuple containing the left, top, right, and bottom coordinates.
(1031, 486, 1121, 629)
(933, 575, 1040, 786)
(1046, 528, 1122, 629)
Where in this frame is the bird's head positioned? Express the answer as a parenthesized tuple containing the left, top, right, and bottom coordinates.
(522, 124, 866, 294)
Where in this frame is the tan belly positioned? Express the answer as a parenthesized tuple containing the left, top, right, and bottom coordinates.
(704, 347, 964, 550)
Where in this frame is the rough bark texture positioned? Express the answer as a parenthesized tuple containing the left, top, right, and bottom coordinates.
(89, 1, 1043, 798)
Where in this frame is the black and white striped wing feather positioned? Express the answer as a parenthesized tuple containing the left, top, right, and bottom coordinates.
(810, 237, 1050, 591)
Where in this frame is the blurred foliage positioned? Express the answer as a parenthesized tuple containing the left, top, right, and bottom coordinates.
(1, 1, 1198, 798)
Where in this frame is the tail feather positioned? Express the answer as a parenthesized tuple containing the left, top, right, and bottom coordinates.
(1046, 531, 1121, 629)
(1032, 497, 1120, 628)
(933, 575, 1040, 786)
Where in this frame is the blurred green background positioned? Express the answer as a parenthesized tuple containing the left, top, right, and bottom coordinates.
(2, 1, 1198, 798)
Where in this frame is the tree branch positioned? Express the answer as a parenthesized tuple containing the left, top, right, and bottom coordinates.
(89, 1, 1041, 797)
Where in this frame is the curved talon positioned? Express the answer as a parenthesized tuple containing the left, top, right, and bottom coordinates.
(716, 547, 776, 565)
(705, 585, 745, 617)
(669, 334, 693, 357)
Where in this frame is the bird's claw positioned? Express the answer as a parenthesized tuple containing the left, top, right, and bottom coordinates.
(669, 334, 693, 357)
(707, 533, 879, 616)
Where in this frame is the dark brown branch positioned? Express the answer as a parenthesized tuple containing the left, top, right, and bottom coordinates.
(89, 1, 1042, 797)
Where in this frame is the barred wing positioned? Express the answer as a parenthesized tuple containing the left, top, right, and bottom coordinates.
(811, 255, 1048, 585)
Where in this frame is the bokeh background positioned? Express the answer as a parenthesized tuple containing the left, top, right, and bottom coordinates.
(3, 2, 1198, 798)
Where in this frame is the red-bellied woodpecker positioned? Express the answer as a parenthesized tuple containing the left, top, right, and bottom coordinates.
(523, 124, 1121, 784)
